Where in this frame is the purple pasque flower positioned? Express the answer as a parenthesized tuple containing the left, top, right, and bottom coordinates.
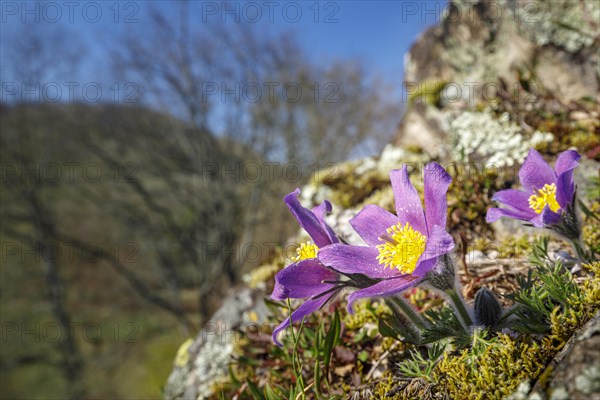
(486, 149, 581, 230)
(271, 188, 341, 346)
(318, 163, 455, 312)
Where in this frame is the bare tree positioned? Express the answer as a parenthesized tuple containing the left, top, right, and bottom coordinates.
(1, 105, 86, 400)
(109, 4, 400, 301)
(1, 7, 401, 398)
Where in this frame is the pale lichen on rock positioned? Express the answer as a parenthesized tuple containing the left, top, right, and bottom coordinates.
(513, 0, 599, 53)
(449, 109, 553, 167)
(164, 287, 268, 399)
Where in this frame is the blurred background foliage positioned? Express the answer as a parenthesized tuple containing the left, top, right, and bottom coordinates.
(0, 3, 401, 399)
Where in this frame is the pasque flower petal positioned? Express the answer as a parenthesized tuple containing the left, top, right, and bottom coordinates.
(424, 162, 452, 229)
(486, 206, 542, 227)
(555, 149, 581, 175)
(487, 149, 581, 230)
(555, 150, 580, 209)
(390, 166, 427, 235)
(415, 225, 455, 275)
(271, 189, 344, 345)
(491, 189, 533, 214)
(541, 206, 562, 226)
(518, 149, 557, 192)
(284, 189, 334, 248)
(318, 243, 399, 278)
(350, 204, 399, 246)
(271, 259, 337, 300)
(410, 257, 437, 280)
(312, 200, 339, 244)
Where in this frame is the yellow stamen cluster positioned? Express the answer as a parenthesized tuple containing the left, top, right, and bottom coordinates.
(294, 241, 319, 261)
(376, 222, 427, 274)
(528, 183, 560, 214)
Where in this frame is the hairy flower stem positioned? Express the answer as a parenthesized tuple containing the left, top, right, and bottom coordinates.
(385, 298, 422, 343)
(390, 296, 428, 330)
(446, 288, 473, 328)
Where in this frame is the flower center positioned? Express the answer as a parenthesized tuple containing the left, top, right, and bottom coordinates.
(376, 222, 427, 274)
(294, 241, 319, 261)
(528, 183, 560, 214)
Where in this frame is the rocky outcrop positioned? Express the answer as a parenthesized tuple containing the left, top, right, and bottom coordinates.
(164, 287, 269, 399)
(395, 0, 600, 157)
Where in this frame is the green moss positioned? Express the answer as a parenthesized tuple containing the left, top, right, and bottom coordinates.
(580, 262, 600, 309)
(371, 372, 438, 400)
(472, 233, 536, 260)
(482, 76, 599, 161)
(433, 262, 600, 400)
(512, 103, 600, 161)
(433, 334, 547, 399)
(357, 186, 395, 214)
(445, 165, 499, 240)
(406, 80, 448, 107)
(344, 299, 391, 331)
(405, 288, 444, 313)
(243, 263, 281, 289)
(582, 201, 600, 252)
(369, 262, 600, 399)
(497, 235, 534, 259)
(321, 166, 390, 209)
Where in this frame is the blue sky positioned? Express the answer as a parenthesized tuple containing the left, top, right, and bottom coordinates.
(1, 1, 447, 104)
(268, 1, 447, 88)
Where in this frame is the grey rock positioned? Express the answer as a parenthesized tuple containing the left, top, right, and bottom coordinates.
(467, 250, 485, 263)
(394, 102, 450, 158)
(164, 286, 268, 400)
(528, 310, 600, 400)
(395, 0, 599, 156)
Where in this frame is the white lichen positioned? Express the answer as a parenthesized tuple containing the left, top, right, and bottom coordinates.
(194, 338, 234, 399)
(574, 365, 600, 394)
(325, 208, 362, 245)
(449, 109, 553, 167)
(549, 386, 569, 400)
(513, 0, 599, 52)
(377, 144, 407, 174)
(354, 156, 378, 175)
(528, 392, 543, 400)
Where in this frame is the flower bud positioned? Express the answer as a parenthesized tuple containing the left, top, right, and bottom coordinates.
(425, 254, 456, 292)
(474, 287, 503, 327)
